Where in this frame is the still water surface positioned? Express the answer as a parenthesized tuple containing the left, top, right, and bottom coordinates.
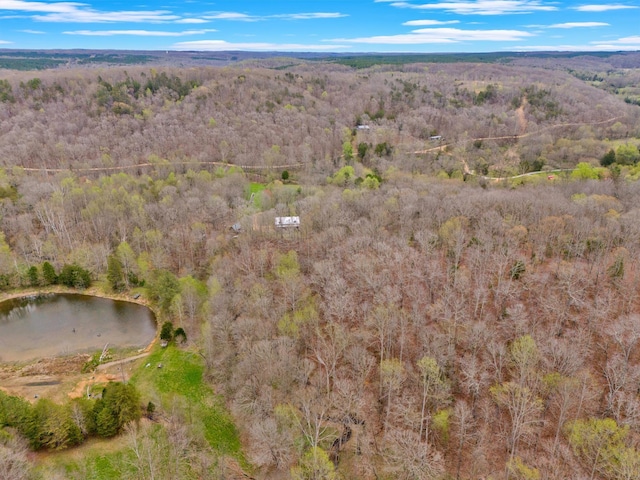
(0, 294, 156, 362)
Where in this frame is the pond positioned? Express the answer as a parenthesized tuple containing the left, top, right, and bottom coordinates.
(0, 293, 157, 362)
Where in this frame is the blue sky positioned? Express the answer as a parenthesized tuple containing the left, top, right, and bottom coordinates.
(1, 0, 639, 53)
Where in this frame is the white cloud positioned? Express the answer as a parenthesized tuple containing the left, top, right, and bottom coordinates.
(172, 39, 350, 51)
(203, 12, 258, 21)
(388, 1, 557, 15)
(574, 4, 638, 12)
(0, 1, 188, 23)
(175, 18, 209, 24)
(0, 0, 82, 14)
(403, 19, 460, 25)
(271, 12, 348, 20)
(64, 29, 216, 37)
(511, 43, 640, 51)
(0, 39, 12, 44)
(202, 11, 348, 21)
(596, 35, 640, 45)
(0, 3, 348, 27)
(19, 28, 45, 33)
(34, 10, 182, 23)
(549, 22, 609, 28)
(332, 27, 534, 45)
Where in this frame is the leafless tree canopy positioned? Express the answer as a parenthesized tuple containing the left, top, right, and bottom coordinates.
(2, 56, 640, 479)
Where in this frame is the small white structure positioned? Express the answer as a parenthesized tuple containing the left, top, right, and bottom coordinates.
(357, 125, 370, 130)
(275, 216, 300, 229)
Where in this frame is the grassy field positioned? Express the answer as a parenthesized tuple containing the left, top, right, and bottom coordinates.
(130, 345, 243, 459)
(34, 345, 247, 478)
(247, 182, 267, 208)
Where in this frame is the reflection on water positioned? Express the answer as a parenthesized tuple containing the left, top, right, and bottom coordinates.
(0, 294, 156, 362)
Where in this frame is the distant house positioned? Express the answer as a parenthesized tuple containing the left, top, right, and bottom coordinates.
(429, 135, 442, 141)
(275, 216, 300, 228)
(357, 125, 370, 130)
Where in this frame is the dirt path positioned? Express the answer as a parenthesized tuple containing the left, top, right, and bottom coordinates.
(15, 160, 303, 175)
(472, 168, 574, 182)
(516, 96, 528, 135)
(67, 372, 119, 399)
(97, 351, 151, 371)
(412, 115, 621, 156)
(412, 115, 622, 179)
(67, 352, 151, 399)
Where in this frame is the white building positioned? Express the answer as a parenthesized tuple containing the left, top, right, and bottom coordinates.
(275, 216, 300, 228)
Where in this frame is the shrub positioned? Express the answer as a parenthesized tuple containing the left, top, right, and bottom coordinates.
(42, 261, 57, 285)
(147, 270, 180, 313)
(615, 143, 639, 166)
(27, 266, 39, 287)
(93, 382, 141, 438)
(600, 148, 616, 167)
(160, 321, 174, 342)
(58, 264, 91, 289)
(106, 255, 125, 292)
(174, 327, 187, 344)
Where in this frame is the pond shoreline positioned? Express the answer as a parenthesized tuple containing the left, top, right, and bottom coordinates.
(0, 287, 159, 402)
(0, 286, 159, 364)
(0, 285, 152, 309)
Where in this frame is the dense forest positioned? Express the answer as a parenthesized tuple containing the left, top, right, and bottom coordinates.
(2, 53, 640, 479)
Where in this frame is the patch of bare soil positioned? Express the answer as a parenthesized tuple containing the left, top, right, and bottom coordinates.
(0, 352, 149, 402)
(68, 372, 121, 399)
(68, 353, 150, 399)
(0, 350, 154, 404)
(0, 354, 89, 403)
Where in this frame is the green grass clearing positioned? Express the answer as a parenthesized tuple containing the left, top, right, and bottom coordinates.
(247, 182, 267, 208)
(248, 182, 266, 196)
(130, 345, 246, 464)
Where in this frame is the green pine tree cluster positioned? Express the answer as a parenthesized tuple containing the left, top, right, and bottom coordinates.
(0, 382, 140, 451)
